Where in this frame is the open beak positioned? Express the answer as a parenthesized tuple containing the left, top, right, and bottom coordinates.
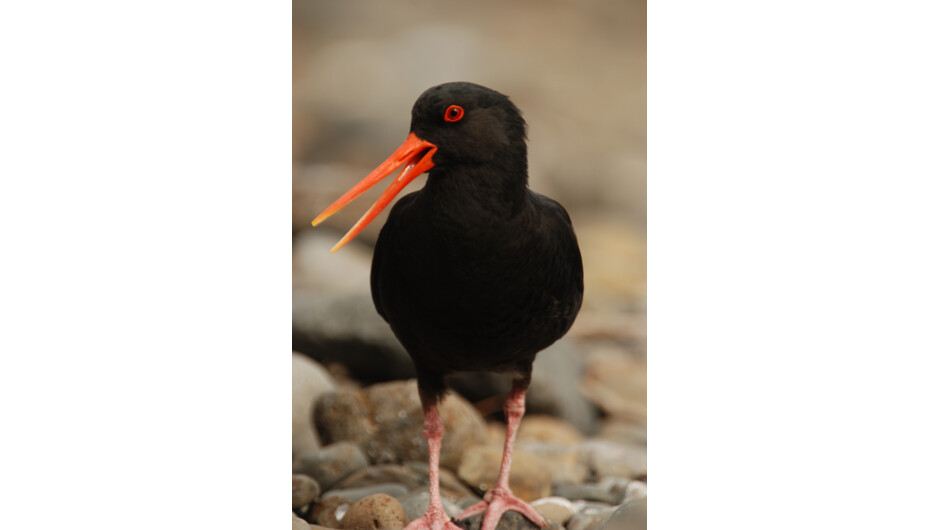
(311, 132, 437, 252)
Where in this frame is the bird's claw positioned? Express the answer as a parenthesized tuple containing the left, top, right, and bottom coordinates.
(454, 487, 547, 530)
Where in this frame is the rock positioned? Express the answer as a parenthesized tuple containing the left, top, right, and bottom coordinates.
(448, 339, 599, 435)
(292, 512, 311, 530)
(517, 443, 588, 486)
(293, 353, 337, 456)
(595, 419, 646, 447)
(457, 446, 551, 501)
(322, 483, 410, 504)
(403, 462, 479, 500)
(399, 490, 463, 523)
(601, 497, 646, 530)
(531, 497, 575, 526)
(339, 493, 408, 530)
(517, 415, 584, 445)
(567, 504, 617, 530)
(454, 510, 564, 530)
(293, 229, 373, 295)
(579, 440, 646, 480)
(624, 480, 647, 502)
(580, 347, 646, 424)
(335, 464, 426, 492)
(554, 478, 630, 505)
(293, 474, 322, 509)
(315, 380, 486, 471)
(294, 441, 369, 490)
(293, 291, 416, 385)
(310, 496, 349, 528)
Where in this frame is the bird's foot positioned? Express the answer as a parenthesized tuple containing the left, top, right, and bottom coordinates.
(454, 487, 547, 530)
(404, 505, 463, 530)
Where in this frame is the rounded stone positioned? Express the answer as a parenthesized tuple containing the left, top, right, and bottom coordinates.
(293, 474, 321, 509)
(517, 415, 584, 445)
(293, 353, 336, 457)
(315, 380, 486, 471)
(339, 493, 408, 530)
(531, 497, 575, 526)
(294, 441, 369, 490)
(456, 446, 551, 501)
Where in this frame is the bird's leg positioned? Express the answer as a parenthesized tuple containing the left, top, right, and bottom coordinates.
(404, 402, 462, 530)
(454, 378, 547, 530)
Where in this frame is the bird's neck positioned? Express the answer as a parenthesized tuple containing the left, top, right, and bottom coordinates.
(425, 154, 528, 220)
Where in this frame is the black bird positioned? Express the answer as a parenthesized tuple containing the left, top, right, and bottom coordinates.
(312, 82, 583, 530)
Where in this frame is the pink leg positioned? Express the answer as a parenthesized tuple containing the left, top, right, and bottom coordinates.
(404, 404, 462, 530)
(455, 381, 547, 530)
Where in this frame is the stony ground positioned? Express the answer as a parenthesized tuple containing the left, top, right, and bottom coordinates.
(293, 1, 646, 528)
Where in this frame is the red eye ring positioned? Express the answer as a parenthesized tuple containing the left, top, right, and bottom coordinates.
(444, 105, 464, 123)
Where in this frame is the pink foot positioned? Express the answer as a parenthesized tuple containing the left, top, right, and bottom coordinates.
(404, 505, 462, 530)
(454, 486, 547, 530)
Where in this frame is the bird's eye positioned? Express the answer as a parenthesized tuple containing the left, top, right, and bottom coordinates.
(444, 105, 464, 123)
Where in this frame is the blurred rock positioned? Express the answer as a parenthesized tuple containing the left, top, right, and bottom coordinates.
(572, 217, 646, 312)
(596, 419, 647, 448)
(399, 490, 463, 523)
(293, 229, 373, 295)
(293, 353, 336, 457)
(293, 291, 416, 385)
(624, 480, 647, 502)
(517, 443, 588, 486)
(554, 478, 630, 505)
(339, 493, 408, 530)
(315, 380, 486, 471)
(449, 338, 599, 434)
(457, 446, 551, 501)
(531, 497, 575, 526)
(517, 415, 584, 446)
(455, 510, 563, 530)
(335, 464, 425, 492)
(403, 462, 480, 500)
(322, 483, 410, 504)
(567, 504, 617, 530)
(580, 348, 646, 424)
(293, 474, 322, 509)
(292, 512, 311, 530)
(579, 440, 646, 480)
(294, 441, 369, 490)
(601, 497, 647, 530)
(310, 496, 349, 528)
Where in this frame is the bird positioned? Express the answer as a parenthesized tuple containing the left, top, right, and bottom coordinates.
(311, 82, 583, 530)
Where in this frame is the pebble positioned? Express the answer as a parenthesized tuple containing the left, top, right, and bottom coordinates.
(322, 483, 410, 504)
(293, 353, 336, 456)
(580, 348, 646, 423)
(624, 480, 647, 502)
(404, 462, 479, 500)
(334, 464, 426, 492)
(292, 513, 310, 530)
(293, 474, 321, 509)
(294, 441, 369, 490)
(454, 511, 564, 530)
(310, 496, 348, 528)
(566, 504, 618, 530)
(517, 415, 584, 445)
(399, 490, 463, 522)
(601, 497, 646, 530)
(338, 493, 408, 530)
(457, 446, 551, 501)
(517, 443, 588, 486)
(315, 380, 486, 471)
(531, 497, 575, 526)
(579, 440, 647, 480)
(553, 477, 631, 505)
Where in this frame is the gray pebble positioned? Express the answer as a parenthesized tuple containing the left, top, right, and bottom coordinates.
(293, 474, 322, 509)
(322, 483, 410, 504)
(294, 441, 369, 490)
(601, 497, 646, 530)
(567, 504, 618, 530)
(399, 490, 463, 522)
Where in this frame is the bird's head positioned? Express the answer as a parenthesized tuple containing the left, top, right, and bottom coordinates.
(312, 82, 528, 252)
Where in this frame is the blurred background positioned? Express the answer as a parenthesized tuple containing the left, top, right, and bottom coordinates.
(292, 1, 646, 525)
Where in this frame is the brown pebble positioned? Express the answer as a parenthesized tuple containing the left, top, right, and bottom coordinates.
(339, 493, 408, 530)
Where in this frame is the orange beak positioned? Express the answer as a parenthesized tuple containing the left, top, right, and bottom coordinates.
(311, 132, 437, 252)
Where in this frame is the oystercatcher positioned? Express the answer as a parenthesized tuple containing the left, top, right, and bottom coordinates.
(312, 82, 583, 530)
